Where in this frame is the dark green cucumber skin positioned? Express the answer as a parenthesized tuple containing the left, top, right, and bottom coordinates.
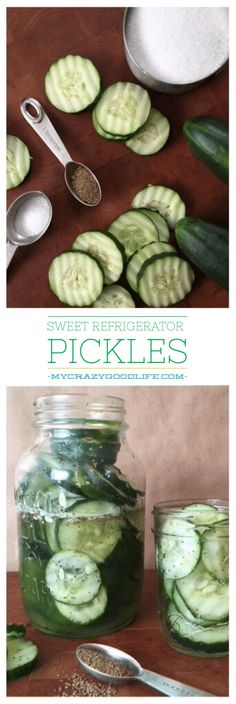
(183, 117, 228, 184)
(175, 217, 228, 290)
(168, 627, 228, 654)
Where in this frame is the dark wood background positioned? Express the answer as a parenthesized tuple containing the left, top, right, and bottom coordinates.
(7, 572, 228, 697)
(7, 7, 228, 308)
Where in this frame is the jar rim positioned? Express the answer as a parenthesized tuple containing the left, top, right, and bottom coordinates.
(33, 393, 126, 427)
(153, 498, 228, 514)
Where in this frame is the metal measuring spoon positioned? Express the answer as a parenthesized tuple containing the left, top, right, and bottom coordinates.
(76, 643, 212, 697)
(20, 98, 101, 206)
(7, 190, 52, 268)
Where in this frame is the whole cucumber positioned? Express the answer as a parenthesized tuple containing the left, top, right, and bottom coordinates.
(175, 217, 228, 290)
(183, 117, 228, 184)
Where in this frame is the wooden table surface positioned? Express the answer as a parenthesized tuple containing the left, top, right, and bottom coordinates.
(7, 7, 228, 309)
(7, 571, 228, 697)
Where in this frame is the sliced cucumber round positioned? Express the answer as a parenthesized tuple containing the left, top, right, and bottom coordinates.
(7, 134, 31, 190)
(72, 230, 124, 285)
(131, 185, 186, 229)
(181, 503, 228, 527)
(109, 209, 159, 259)
(136, 208, 170, 243)
(7, 637, 38, 680)
(202, 523, 229, 581)
(167, 602, 228, 653)
(125, 108, 170, 156)
(67, 500, 122, 517)
(163, 578, 174, 600)
(45, 550, 101, 605)
(138, 253, 195, 307)
(158, 517, 201, 579)
(92, 108, 124, 141)
(93, 284, 135, 308)
(95, 82, 151, 137)
(58, 506, 123, 563)
(55, 584, 107, 624)
(45, 54, 101, 113)
(177, 561, 229, 622)
(172, 585, 207, 625)
(48, 251, 104, 306)
(126, 241, 176, 293)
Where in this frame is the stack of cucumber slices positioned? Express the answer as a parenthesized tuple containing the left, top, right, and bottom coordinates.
(7, 624, 38, 680)
(48, 185, 195, 307)
(92, 83, 170, 156)
(157, 502, 229, 653)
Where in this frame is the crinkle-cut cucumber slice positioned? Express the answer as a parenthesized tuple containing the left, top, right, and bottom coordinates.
(48, 251, 104, 306)
(126, 241, 176, 293)
(7, 135, 31, 190)
(137, 208, 170, 242)
(201, 523, 229, 582)
(138, 253, 194, 307)
(172, 585, 208, 625)
(58, 506, 124, 563)
(7, 637, 38, 680)
(109, 209, 159, 259)
(131, 185, 186, 229)
(158, 517, 201, 579)
(45, 54, 101, 113)
(45, 550, 101, 605)
(92, 108, 125, 141)
(181, 503, 228, 528)
(167, 602, 228, 652)
(72, 230, 124, 285)
(95, 82, 151, 137)
(93, 284, 135, 308)
(55, 585, 107, 624)
(125, 107, 170, 156)
(177, 561, 229, 622)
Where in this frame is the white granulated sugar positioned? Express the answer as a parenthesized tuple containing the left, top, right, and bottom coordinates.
(127, 7, 228, 84)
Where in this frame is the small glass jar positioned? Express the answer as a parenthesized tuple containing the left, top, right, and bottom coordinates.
(153, 499, 229, 657)
(15, 394, 145, 638)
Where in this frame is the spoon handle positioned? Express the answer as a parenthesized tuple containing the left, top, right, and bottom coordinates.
(6, 241, 17, 268)
(20, 98, 72, 167)
(139, 669, 211, 697)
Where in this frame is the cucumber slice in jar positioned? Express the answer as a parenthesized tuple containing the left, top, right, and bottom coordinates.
(93, 285, 135, 308)
(45, 55, 101, 113)
(55, 585, 107, 624)
(7, 637, 38, 680)
(201, 523, 229, 581)
(181, 503, 228, 527)
(167, 602, 228, 653)
(172, 585, 207, 625)
(137, 209, 170, 243)
(45, 551, 101, 605)
(131, 185, 186, 229)
(125, 108, 170, 156)
(95, 82, 151, 137)
(48, 251, 104, 307)
(176, 561, 229, 622)
(7, 135, 31, 190)
(58, 504, 124, 562)
(138, 254, 195, 307)
(109, 210, 159, 259)
(162, 578, 174, 600)
(72, 230, 124, 285)
(126, 241, 176, 293)
(158, 517, 201, 579)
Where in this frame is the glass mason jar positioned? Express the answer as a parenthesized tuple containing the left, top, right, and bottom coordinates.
(15, 394, 145, 638)
(153, 500, 229, 657)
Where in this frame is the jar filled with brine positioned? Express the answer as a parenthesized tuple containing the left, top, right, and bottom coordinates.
(15, 395, 145, 637)
(153, 500, 229, 657)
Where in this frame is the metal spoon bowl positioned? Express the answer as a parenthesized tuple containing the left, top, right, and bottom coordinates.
(7, 190, 52, 267)
(20, 98, 101, 207)
(76, 643, 212, 697)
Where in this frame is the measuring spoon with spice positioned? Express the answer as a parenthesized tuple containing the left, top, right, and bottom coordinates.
(20, 98, 101, 206)
(76, 643, 212, 696)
